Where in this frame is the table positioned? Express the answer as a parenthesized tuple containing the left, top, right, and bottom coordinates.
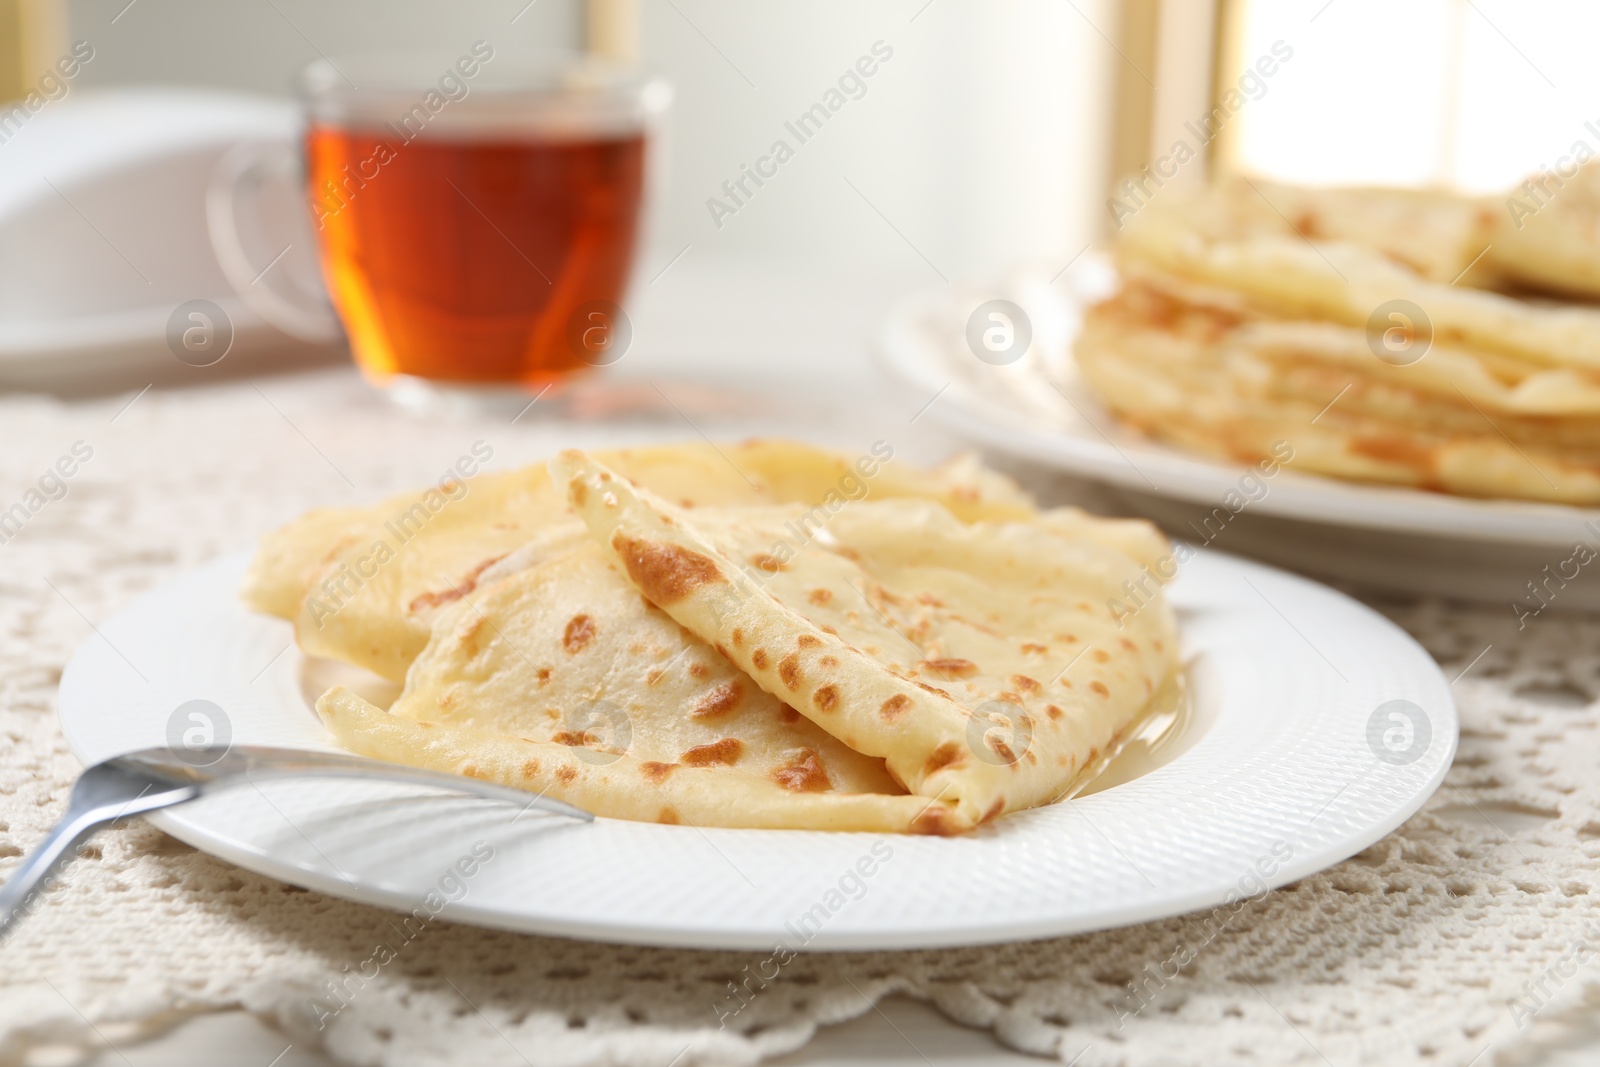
(12, 257, 1598, 1067)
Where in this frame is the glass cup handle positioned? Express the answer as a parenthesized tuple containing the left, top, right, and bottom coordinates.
(205, 138, 345, 343)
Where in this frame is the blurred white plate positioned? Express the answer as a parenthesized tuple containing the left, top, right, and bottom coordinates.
(879, 258, 1600, 605)
(57, 550, 1453, 951)
(0, 90, 338, 389)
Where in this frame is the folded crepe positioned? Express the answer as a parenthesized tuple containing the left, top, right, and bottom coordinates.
(318, 538, 949, 832)
(294, 446, 1178, 834)
(1118, 176, 1500, 286)
(1487, 160, 1600, 301)
(1078, 177, 1600, 504)
(1076, 267, 1600, 503)
(543, 451, 1176, 831)
(246, 440, 1034, 681)
(1115, 186, 1600, 373)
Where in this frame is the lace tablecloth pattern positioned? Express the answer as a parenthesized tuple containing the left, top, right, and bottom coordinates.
(2, 377, 1597, 1067)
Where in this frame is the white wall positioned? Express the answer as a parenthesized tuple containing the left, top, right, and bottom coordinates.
(636, 0, 1113, 280)
(62, 0, 1114, 280)
(65, 0, 583, 96)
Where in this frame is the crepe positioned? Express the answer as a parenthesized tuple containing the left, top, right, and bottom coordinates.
(1488, 160, 1600, 300)
(551, 451, 1177, 830)
(321, 688, 955, 831)
(1078, 168, 1600, 504)
(317, 540, 952, 832)
(1120, 177, 1499, 286)
(244, 440, 1035, 681)
(1116, 195, 1600, 375)
(1076, 270, 1600, 503)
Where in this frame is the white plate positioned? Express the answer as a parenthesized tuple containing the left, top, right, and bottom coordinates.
(879, 261, 1600, 550)
(57, 550, 1455, 951)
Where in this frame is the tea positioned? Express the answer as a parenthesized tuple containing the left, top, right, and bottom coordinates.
(306, 127, 646, 385)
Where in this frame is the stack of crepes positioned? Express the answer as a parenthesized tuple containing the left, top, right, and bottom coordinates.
(242, 441, 1178, 835)
(1075, 169, 1600, 504)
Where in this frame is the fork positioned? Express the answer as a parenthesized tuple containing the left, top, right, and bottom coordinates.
(0, 745, 591, 942)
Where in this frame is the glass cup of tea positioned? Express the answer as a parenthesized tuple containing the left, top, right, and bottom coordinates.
(209, 46, 669, 407)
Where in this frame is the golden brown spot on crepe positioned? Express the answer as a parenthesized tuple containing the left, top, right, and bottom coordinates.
(461, 765, 485, 780)
(658, 807, 680, 824)
(1092, 648, 1110, 664)
(916, 593, 945, 607)
(1021, 642, 1049, 655)
(407, 552, 510, 614)
(988, 737, 1017, 765)
(438, 691, 457, 710)
(914, 681, 957, 700)
(812, 685, 840, 712)
(645, 669, 664, 686)
(692, 681, 742, 719)
(820, 624, 839, 636)
(562, 613, 596, 653)
(521, 758, 540, 778)
(981, 798, 1006, 823)
(879, 694, 912, 721)
(911, 804, 963, 836)
(731, 628, 744, 646)
(834, 546, 861, 561)
(820, 655, 839, 668)
(1118, 637, 1137, 653)
(681, 738, 744, 766)
(924, 741, 963, 775)
(808, 588, 833, 606)
(536, 667, 552, 686)
(751, 649, 770, 670)
(750, 553, 786, 573)
(1011, 674, 1040, 693)
(771, 749, 832, 792)
(797, 634, 821, 649)
(611, 533, 723, 605)
(556, 764, 578, 786)
(778, 654, 802, 689)
(417, 721, 434, 729)
(778, 705, 800, 724)
(689, 663, 710, 679)
(1025, 750, 1037, 765)
(1090, 680, 1110, 697)
(551, 730, 596, 747)
(570, 480, 588, 507)
(641, 761, 676, 783)
(921, 658, 978, 678)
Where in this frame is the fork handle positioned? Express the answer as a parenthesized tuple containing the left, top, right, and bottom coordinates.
(0, 811, 109, 945)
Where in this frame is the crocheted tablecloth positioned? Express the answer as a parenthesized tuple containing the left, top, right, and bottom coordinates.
(2, 372, 1596, 1067)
